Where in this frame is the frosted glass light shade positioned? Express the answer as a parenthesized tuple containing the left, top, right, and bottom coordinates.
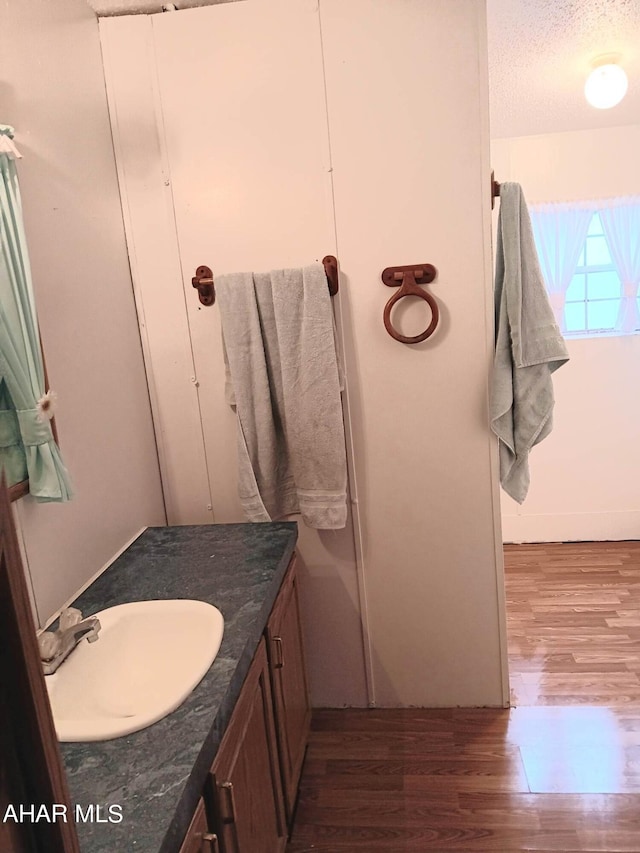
(584, 64, 628, 109)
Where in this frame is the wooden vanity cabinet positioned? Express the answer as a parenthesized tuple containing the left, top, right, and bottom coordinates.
(179, 799, 219, 852)
(192, 554, 309, 853)
(265, 556, 311, 823)
(207, 638, 287, 853)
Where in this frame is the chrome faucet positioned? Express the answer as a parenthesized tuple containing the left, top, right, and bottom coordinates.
(38, 607, 101, 675)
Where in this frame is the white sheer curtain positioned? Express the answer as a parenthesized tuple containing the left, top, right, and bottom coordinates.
(529, 202, 595, 332)
(599, 197, 640, 333)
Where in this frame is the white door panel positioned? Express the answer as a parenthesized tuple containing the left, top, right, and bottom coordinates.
(100, 15, 213, 525)
(318, 0, 506, 705)
(151, 0, 337, 525)
(150, 0, 368, 708)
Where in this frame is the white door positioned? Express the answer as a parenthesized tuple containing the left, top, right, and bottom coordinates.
(101, 0, 508, 709)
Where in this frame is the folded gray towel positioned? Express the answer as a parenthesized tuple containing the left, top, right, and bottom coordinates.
(490, 182, 569, 503)
(217, 263, 347, 529)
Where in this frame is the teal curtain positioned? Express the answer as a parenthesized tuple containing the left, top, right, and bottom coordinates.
(0, 126, 72, 500)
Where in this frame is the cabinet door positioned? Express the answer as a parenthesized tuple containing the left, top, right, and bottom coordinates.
(210, 639, 286, 853)
(179, 798, 219, 853)
(266, 556, 311, 822)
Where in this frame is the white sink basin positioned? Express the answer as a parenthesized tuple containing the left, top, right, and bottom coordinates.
(45, 599, 224, 742)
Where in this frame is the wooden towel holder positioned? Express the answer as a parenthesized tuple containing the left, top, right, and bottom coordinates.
(491, 170, 501, 209)
(381, 264, 439, 345)
(381, 171, 500, 344)
(192, 255, 339, 306)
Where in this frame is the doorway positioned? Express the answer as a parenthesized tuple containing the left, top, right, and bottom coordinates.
(488, 1, 640, 710)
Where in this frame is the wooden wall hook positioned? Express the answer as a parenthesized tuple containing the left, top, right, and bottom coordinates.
(192, 265, 215, 306)
(322, 255, 339, 296)
(491, 170, 501, 210)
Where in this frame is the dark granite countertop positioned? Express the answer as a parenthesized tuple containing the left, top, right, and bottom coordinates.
(60, 522, 297, 853)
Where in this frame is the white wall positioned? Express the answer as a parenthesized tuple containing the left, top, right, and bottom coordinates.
(492, 125, 640, 542)
(320, 0, 506, 708)
(102, 0, 508, 709)
(100, 6, 369, 708)
(1, 0, 166, 625)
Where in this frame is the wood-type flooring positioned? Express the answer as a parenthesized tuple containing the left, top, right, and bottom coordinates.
(506, 542, 640, 706)
(288, 541, 640, 852)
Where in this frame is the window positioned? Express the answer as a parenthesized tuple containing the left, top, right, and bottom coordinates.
(564, 212, 623, 335)
(530, 197, 640, 340)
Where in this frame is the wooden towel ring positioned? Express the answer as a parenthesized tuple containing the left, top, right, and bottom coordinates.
(382, 264, 438, 344)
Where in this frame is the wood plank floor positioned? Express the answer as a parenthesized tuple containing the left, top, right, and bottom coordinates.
(506, 541, 640, 706)
(288, 541, 640, 852)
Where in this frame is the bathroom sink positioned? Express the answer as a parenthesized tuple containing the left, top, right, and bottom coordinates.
(45, 599, 224, 742)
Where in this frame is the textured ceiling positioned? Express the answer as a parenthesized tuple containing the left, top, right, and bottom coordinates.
(86, 0, 640, 139)
(487, 0, 640, 137)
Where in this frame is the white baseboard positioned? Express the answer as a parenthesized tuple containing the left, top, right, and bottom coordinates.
(501, 511, 640, 544)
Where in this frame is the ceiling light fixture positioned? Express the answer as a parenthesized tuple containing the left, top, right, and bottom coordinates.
(584, 57, 628, 109)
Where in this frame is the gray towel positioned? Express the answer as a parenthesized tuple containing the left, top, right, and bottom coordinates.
(490, 182, 569, 504)
(216, 263, 347, 529)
